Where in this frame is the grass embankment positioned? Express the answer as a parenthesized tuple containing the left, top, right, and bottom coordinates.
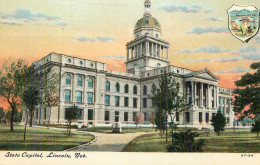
(123, 129, 260, 152)
(82, 126, 156, 133)
(0, 125, 95, 151)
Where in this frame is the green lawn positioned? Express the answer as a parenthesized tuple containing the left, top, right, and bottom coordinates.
(123, 129, 260, 152)
(0, 125, 95, 151)
(81, 126, 156, 133)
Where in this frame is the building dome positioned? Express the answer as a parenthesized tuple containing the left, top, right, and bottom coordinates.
(134, 16, 161, 31)
(144, 0, 151, 4)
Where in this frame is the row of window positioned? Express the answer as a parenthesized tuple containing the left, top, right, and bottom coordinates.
(105, 81, 157, 95)
(105, 95, 138, 108)
(66, 75, 94, 88)
(105, 111, 148, 122)
(65, 90, 94, 103)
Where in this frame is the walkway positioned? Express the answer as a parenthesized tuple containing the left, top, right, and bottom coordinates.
(69, 131, 149, 152)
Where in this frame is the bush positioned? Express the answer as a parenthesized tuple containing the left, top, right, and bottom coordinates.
(251, 120, 260, 133)
(167, 129, 205, 152)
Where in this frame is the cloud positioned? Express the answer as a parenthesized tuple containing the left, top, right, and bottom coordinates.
(186, 26, 229, 34)
(235, 45, 260, 60)
(203, 16, 224, 22)
(74, 36, 115, 42)
(158, 3, 212, 13)
(55, 22, 68, 26)
(215, 67, 251, 74)
(185, 59, 211, 63)
(2, 8, 60, 21)
(214, 57, 240, 62)
(180, 45, 231, 54)
(102, 55, 125, 60)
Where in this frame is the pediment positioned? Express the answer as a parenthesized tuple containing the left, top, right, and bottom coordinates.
(194, 70, 218, 80)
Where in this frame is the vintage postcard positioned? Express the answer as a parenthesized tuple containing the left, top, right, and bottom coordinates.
(0, 0, 260, 164)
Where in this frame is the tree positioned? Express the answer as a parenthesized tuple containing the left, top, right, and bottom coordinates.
(251, 114, 260, 137)
(234, 62, 260, 137)
(39, 67, 60, 129)
(149, 112, 156, 128)
(0, 107, 5, 123)
(134, 112, 145, 128)
(211, 110, 226, 136)
(151, 71, 188, 144)
(0, 59, 27, 132)
(65, 105, 80, 135)
(167, 129, 205, 152)
(5, 107, 22, 123)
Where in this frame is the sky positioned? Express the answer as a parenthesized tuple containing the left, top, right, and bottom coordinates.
(0, 0, 260, 94)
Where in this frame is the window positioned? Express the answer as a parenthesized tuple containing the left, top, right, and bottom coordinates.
(176, 112, 179, 122)
(143, 85, 147, 95)
(88, 78, 93, 88)
(115, 111, 119, 122)
(36, 109, 38, 119)
(68, 58, 71, 63)
(65, 90, 71, 101)
(66, 75, 71, 85)
(133, 85, 137, 94)
(90, 63, 94, 67)
(124, 84, 129, 93)
(78, 109, 83, 120)
(105, 95, 110, 105)
(133, 112, 137, 121)
(144, 112, 147, 121)
(143, 98, 147, 108)
(88, 109, 93, 120)
(157, 63, 161, 67)
(77, 76, 82, 86)
(80, 61, 83, 65)
(115, 82, 120, 92)
(156, 34, 159, 38)
(133, 98, 137, 108)
(115, 96, 120, 106)
(212, 89, 214, 97)
(124, 97, 129, 107)
(199, 112, 202, 123)
(105, 111, 110, 121)
(77, 91, 82, 102)
(206, 113, 209, 123)
(105, 81, 110, 91)
(185, 112, 190, 123)
(44, 108, 47, 119)
(152, 84, 156, 93)
(124, 112, 128, 122)
(145, 20, 149, 24)
(88, 92, 93, 103)
(147, 73, 150, 77)
(212, 100, 214, 108)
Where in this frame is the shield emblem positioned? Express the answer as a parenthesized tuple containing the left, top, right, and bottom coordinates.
(227, 4, 260, 43)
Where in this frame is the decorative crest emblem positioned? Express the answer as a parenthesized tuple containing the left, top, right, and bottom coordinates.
(227, 4, 260, 43)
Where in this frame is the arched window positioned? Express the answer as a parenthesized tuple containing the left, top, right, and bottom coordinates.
(124, 84, 129, 93)
(133, 85, 137, 95)
(145, 20, 149, 24)
(115, 82, 120, 92)
(66, 75, 71, 85)
(77, 76, 82, 86)
(152, 84, 156, 93)
(143, 85, 147, 95)
(105, 81, 110, 91)
(88, 77, 93, 88)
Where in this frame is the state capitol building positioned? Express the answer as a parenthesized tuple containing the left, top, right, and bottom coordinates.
(24, 0, 234, 127)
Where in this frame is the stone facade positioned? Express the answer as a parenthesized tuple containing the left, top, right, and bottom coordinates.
(23, 0, 234, 127)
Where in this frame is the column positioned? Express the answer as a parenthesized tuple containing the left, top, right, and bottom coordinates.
(207, 85, 210, 108)
(151, 43, 154, 56)
(131, 47, 134, 59)
(140, 43, 143, 56)
(194, 82, 197, 106)
(127, 48, 129, 60)
(147, 41, 150, 55)
(158, 44, 161, 58)
(215, 86, 218, 108)
(200, 83, 203, 107)
(146, 41, 149, 54)
(224, 97, 226, 114)
(191, 81, 194, 105)
(162, 47, 164, 59)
